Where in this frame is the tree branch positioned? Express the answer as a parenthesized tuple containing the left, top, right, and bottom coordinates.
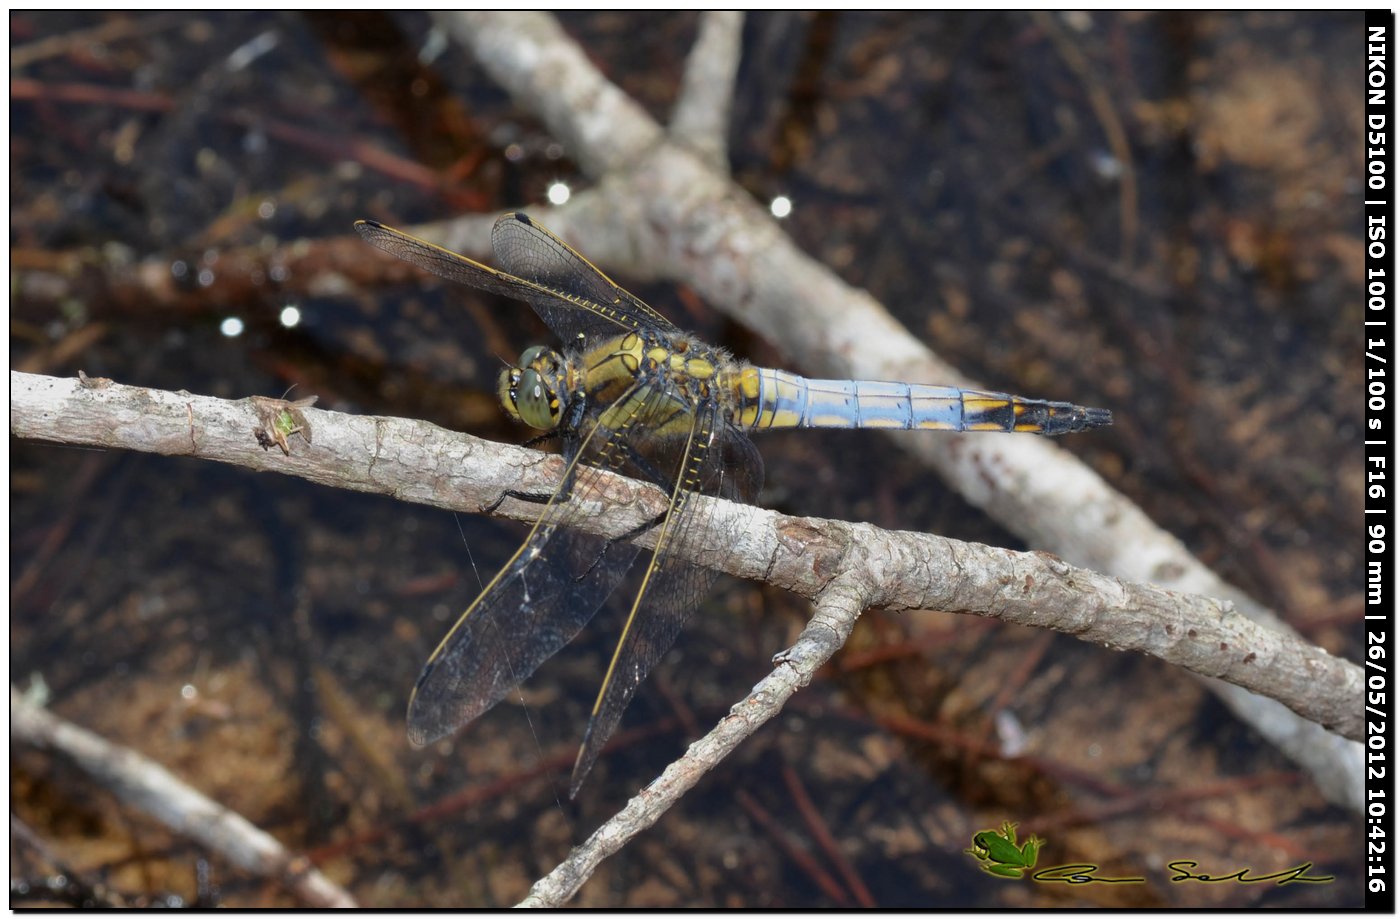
(428, 12, 663, 178)
(10, 686, 356, 908)
(669, 11, 745, 171)
(10, 369, 1363, 745)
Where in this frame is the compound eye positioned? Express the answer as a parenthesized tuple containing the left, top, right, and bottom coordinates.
(514, 368, 558, 429)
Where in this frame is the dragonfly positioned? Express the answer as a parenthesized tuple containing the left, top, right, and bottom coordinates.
(355, 213, 1111, 795)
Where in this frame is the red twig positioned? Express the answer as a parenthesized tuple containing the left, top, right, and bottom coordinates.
(780, 764, 876, 908)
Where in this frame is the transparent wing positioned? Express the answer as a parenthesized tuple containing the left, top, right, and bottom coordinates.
(354, 215, 673, 347)
(569, 400, 764, 795)
(491, 212, 677, 340)
(405, 392, 648, 747)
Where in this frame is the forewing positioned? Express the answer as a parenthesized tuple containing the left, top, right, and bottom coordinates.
(355, 218, 652, 345)
(569, 402, 764, 795)
(491, 212, 677, 340)
(356, 219, 552, 307)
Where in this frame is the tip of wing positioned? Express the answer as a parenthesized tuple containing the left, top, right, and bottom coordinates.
(405, 695, 440, 748)
(406, 707, 459, 749)
(405, 660, 456, 748)
(568, 719, 608, 799)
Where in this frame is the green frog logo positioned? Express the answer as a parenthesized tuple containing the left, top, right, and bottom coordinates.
(965, 821, 1044, 879)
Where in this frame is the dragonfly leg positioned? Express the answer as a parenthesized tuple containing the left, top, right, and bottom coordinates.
(482, 454, 583, 513)
(609, 507, 667, 548)
(483, 418, 589, 515)
(579, 506, 668, 579)
(482, 487, 555, 515)
(521, 429, 560, 449)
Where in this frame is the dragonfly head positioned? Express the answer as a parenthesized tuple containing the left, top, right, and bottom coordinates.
(499, 344, 567, 430)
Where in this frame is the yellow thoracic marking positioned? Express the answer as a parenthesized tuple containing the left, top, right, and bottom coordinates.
(582, 334, 646, 387)
(680, 356, 717, 379)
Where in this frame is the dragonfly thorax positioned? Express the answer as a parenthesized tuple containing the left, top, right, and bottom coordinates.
(498, 344, 570, 430)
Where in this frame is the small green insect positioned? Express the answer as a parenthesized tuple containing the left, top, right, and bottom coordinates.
(965, 821, 1044, 879)
(251, 395, 317, 456)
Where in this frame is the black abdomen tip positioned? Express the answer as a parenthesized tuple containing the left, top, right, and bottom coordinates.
(1081, 406, 1113, 429)
(1041, 402, 1113, 435)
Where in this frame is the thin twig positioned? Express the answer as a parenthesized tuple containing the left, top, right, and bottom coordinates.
(735, 788, 852, 907)
(1030, 11, 1139, 265)
(518, 581, 869, 907)
(781, 764, 877, 908)
(10, 12, 185, 69)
